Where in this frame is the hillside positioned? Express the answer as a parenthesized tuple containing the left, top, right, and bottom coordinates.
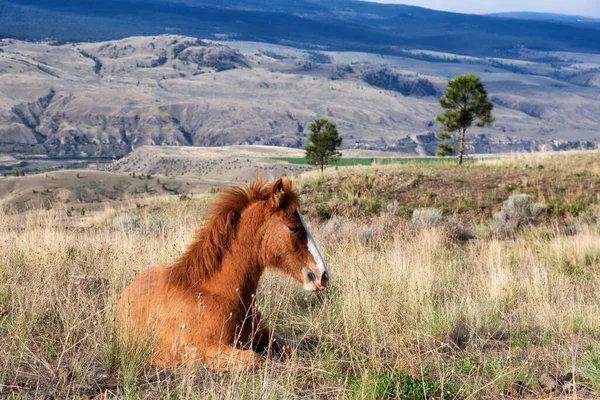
(0, 170, 218, 212)
(0, 145, 325, 211)
(1, 35, 599, 159)
(106, 145, 312, 178)
(2, 0, 600, 57)
(299, 150, 600, 222)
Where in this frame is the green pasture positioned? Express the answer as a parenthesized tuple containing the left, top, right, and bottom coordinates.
(273, 156, 484, 166)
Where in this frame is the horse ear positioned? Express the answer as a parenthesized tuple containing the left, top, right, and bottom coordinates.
(270, 178, 285, 210)
(282, 179, 292, 192)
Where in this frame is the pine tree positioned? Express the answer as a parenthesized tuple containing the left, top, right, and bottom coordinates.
(436, 75, 495, 165)
(305, 118, 342, 173)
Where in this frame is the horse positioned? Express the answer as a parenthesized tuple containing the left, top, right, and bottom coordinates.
(117, 178, 329, 370)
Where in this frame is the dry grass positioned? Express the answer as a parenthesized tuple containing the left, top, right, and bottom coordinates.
(1, 152, 600, 399)
(1, 208, 599, 398)
(475, 151, 600, 175)
(0, 170, 217, 214)
(299, 151, 600, 222)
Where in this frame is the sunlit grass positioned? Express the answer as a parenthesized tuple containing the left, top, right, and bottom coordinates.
(273, 156, 484, 166)
(1, 150, 599, 398)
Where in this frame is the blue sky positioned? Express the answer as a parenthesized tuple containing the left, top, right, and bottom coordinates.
(368, 0, 600, 18)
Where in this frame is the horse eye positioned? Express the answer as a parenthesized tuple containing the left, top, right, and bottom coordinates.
(287, 225, 299, 233)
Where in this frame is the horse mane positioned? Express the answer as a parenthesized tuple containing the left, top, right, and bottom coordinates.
(168, 178, 298, 287)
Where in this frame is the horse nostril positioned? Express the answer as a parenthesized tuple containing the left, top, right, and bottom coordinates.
(321, 272, 329, 288)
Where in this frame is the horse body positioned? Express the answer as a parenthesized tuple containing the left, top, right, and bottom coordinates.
(118, 178, 328, 369)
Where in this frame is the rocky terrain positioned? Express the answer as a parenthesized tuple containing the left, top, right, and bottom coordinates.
(389, 133, 600, 155)
(1, 35, 599, 159)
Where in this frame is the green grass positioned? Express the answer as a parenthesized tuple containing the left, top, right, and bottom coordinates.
(348, 370, 464, 399)
(273, 157, 484, 166)
(584, 343, 600, 391)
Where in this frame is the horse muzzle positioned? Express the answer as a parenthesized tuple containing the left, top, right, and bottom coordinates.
(302, 268, 329, 292)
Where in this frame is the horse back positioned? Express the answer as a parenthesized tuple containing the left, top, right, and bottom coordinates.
(117, 264, 170, 339)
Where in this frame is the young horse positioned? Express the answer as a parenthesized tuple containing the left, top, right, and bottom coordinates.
(117, 178, 328, 370)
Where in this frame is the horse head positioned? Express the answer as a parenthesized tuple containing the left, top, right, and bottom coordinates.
(259, 178, 329, 292)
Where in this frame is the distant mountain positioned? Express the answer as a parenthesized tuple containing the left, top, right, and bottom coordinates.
(1, 0, 600, 57)
(489, 12, 600, 24)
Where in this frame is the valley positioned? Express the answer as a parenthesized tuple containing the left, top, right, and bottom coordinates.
(0, 35, 599, 161)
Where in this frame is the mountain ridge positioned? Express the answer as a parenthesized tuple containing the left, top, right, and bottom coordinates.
(2, 0, 600, 57)
(488, 12, 600, 24)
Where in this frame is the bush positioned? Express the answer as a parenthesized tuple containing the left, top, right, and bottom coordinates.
(444, 215, 477, 242)
(493, 194, 546, 236)
(316, 203, 333, 220)
(412, 208, 443, 227)
(112, 214, 168, 234)
(358, 225, 375, 243)
(412, 209, 475, 243)
(386, 200, 399, 215)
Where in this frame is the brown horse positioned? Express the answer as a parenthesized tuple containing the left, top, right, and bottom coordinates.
(117, 178, 328, 369)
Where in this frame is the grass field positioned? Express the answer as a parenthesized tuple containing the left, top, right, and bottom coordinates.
(273, 157, 485, 167)
(1, 151, 599, 399)
(298, 151, 600, 222)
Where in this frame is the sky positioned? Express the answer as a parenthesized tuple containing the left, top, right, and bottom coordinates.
(368, 0, 600, 18)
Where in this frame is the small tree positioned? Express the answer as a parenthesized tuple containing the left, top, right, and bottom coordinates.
(436, 74, 495, 165)
(305, 118, 342, 173)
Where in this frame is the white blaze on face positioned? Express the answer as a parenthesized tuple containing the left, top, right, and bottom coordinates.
(298, 212, 327, 290)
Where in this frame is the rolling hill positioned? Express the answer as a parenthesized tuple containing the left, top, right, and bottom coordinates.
(0, 169, 212, 212)
(1, 0, 600, 58)
(1, 35, 599, 159)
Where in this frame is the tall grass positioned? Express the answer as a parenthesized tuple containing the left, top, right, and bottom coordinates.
(1, 195, 599, 398)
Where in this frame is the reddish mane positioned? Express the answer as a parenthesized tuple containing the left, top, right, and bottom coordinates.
(168, 178, 299, 287)
(118, 177, 327, 369)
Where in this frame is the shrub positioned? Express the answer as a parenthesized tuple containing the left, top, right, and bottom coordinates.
(412, 208, 443, 227)
(316, 203, 333, 220)
(412, 209, 475, 243)
(444, 215, 477, 242)
(358, 225, 375, 243)
(386, 200, 399, 215)
(493, 194, 546, 236)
